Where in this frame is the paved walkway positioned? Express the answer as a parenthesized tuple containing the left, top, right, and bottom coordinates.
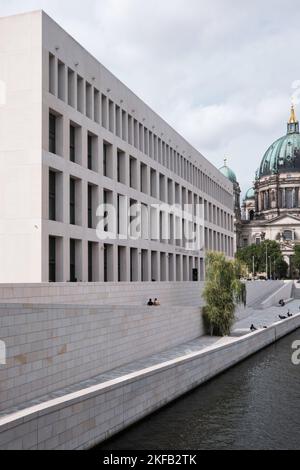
(1, 300, 299, 420)
(234, 299, 300, 331)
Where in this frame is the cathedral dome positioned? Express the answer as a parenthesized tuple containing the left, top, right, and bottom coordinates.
(219, 159, 237, 183)
(259, 105, 300, 178)
(245, 187, 255, 200)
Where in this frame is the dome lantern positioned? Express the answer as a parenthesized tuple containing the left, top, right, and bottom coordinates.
(219, 158, 237, 183)
(287, 104, 299, 134)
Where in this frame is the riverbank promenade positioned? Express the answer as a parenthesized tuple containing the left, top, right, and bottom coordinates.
(0, 281, 299, 449)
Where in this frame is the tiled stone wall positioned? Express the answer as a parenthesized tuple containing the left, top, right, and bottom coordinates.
(0, 282, 204, 306)
(0, 303, 203, 411)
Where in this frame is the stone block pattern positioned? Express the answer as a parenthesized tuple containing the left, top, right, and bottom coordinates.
(0, 303, 203, 411)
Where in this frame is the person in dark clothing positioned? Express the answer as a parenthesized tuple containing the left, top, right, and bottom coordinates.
(147, 299, 154, 306)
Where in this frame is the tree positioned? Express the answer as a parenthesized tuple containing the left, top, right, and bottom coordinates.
(291, 244, 300, 278)
(236, 240, 288, 279)
(203, 252, 247, 337)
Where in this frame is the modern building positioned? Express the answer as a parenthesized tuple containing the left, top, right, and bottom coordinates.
(0, 10, 235, 284)
(237, 105, 300, 272)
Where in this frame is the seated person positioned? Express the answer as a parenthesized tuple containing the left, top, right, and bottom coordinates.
(147, 299, 154, 306)
(250, 324, 257, 332)
(153, 298, 161, 306)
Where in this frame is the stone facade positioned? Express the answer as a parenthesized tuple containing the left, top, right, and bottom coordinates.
(0, 10, 235, 284)
(235, 107, 300, 272)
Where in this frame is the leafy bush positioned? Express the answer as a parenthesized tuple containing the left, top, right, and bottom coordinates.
(203, 252, 247, 336)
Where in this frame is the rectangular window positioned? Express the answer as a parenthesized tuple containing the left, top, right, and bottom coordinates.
(49, 171, 56, 221)
(77, 75, 84, 113)
(88, 184, 93, 229)
(88, 134, 93, 170)
(117, 149, 126, 184)
(49, 53, 55, 95)
(88, 241, 93, 282)
(70, 178, 76, 225)
(115, 106, 121, 137)
(127, 115, 133, 145)
(70, 239, 76, 282)
(130, 157, 137, 189)
(57, 60, 65, 101)
(103, 143, 107, 176)
(49, 113, 56, 154)
(49, 236, 56, 282)
(140, 163, 148, 194)
(103, 141, 113, 178)
(109, 100, 114, 133)
(94, 88, 100, 123)
(101, 94, 107, 128)
(68, 68, 75, 107)
(70, 125, 76, 162)
(86, 82, 92, 119)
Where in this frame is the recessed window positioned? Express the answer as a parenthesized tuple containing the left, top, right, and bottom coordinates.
(88, 133, 98, 171)
(49, 113, 56, 154)
(70, 125, 76, 162)
(49, 171, 56, 221)
(117, 149, 126, 184)
(49, 53, 55, 95)
(49, 236, 56, 282)
(68, 68, 75, 107)
(70, 178, 76, 225)
(69, 123, 81, 164)
(57, 60, 65, 101)
(103, 141, 113, 178)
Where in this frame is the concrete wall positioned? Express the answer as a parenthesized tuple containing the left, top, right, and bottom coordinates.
(0, 281, 204, 306)
(0, 303, 203, 411)
(0, 11, 43, 283)
(0, 314, 299, 450)
(0, 280, 284, 307)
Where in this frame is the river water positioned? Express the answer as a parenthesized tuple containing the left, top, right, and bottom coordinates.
(96, 329, 300, 450)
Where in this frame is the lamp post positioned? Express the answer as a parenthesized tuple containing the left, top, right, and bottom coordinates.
(252, 255, 255, 279)
(266, 244, 268, 279)
(270, 256, 274, 280)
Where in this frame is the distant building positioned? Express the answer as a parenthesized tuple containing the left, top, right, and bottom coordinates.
(219, 159, 242, 252)
(238, 105, 300, 274)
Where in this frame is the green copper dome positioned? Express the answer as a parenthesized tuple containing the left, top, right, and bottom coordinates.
(259, 106, 300, 178)
(219, 159, 237, 183)
(245, 187, 255, 200)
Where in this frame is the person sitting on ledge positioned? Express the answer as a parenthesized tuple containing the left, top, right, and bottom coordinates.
(279, 299, 285, 307)
(154, 298, 161, 306)
(147, 299, 154, 306)
(250, 324, 257, 332)
(287, 311, 293, 318)
(279, 314, 287, 320)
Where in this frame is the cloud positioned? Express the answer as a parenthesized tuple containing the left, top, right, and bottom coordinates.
(1, 0, 300, 195)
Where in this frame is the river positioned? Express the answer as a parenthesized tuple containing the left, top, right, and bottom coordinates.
(96, 329, 300, 450)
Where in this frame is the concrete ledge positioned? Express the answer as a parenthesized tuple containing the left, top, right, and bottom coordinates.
(0, 314, 299, 450)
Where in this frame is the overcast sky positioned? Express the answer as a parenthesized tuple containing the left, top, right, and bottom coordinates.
(1, 0, 300, 195)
